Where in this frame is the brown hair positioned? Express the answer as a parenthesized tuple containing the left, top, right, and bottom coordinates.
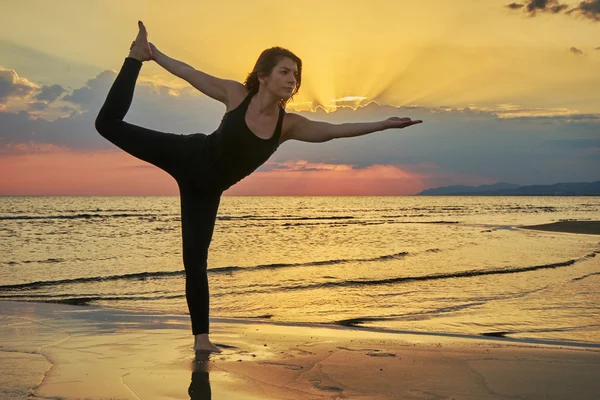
(243, 47, 302, 109)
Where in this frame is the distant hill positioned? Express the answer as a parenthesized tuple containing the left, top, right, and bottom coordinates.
(416, 181, 600, 196)
(417, 182, 520, 195)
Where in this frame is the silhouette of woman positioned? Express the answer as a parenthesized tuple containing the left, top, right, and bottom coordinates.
(95, 21, 423, 353)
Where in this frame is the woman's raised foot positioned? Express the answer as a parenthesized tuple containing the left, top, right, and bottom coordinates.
(128, 21, 153, 62)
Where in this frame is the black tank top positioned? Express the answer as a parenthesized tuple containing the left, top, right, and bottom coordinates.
(207, 91, 285, 192)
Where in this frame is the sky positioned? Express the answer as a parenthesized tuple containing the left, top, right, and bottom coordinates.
(1, 0, 599, 196)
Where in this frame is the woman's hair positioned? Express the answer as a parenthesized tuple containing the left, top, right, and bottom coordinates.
(243, 47, 302, 109)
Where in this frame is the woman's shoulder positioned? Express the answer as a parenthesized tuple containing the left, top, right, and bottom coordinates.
(224, 84, 250, 114)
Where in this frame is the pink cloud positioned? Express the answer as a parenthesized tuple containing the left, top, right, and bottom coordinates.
(0, 146, 178, 195)
(0, 145, 493, 196)
(224, 161, 429, 196)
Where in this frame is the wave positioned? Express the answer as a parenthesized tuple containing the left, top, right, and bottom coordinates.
(210, 250, 410, 274)
(224, 251, 600, 295)
(3, 294, 186, 306)
(3, 255, 118, 266)
(5, 249, 596, 296)
(333, 287, 547, 327)
(0, 270, 185, 291)
(572, 271, 600, 282)
(0, 250, 413, 291)
(0, 213, 166, 221)
(219, 215, 355, 221)
(5, 257, 65, 265)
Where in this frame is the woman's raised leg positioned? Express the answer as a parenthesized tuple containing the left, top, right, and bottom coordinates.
(95, 57, 187, 177)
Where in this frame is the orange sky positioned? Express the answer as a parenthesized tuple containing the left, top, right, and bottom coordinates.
(0, 147, 446, 196)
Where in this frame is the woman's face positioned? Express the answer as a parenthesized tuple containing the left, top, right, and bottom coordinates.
(262, 57, 298, 99)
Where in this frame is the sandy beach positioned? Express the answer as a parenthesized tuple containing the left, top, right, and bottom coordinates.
(519, 220, 600, 235)
(1, 300, 599, 400)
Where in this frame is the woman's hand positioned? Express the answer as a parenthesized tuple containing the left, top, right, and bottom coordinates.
(148, 42, 159, 60)
(128, 21, 153, 62)
(382, 117, 423, 130)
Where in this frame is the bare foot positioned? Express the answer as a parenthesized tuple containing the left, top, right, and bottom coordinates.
(128, 21, 153, 62)
(193, 334, 223, 353)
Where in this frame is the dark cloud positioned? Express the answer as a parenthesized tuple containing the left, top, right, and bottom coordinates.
(85, 70, 116, 92)
(565, 0, 600, 21)
(61, 70, 117, 107)
(0, 66, 227, 151)
(524, 0, 569, 14)
(0, 67, 37, 103)
(570, 47, 585, 55)
(507, 0, 600, 21)
(0, 109, 99, 149)
(27, 101, 49, 111)
(62, 86, 95, 106)
(35, 84, 66, 103)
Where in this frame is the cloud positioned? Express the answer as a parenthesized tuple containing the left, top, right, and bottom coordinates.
(26, 101, 49, 111)
(0, 141, 71, 155)
(529, 0, 569, 14)
(0, 67, 38, 104)
(570, 46, 585, 55)
(0, 64, 231, 149)
(509, 0, 570, 15)
(1, 65, 599, 192)
(565, 0, 600, 21)
(0, 40, 102, 90)
(62, 86, 95, 106)
(507, 0, 600, 21)
(223, 161, 437, 196)
(62, 70, 117, 107)
(35, 84, 67, 103)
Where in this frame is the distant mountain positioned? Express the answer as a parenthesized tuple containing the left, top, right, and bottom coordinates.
(416, 181, 600, 196)
(417, 182, 520, 195)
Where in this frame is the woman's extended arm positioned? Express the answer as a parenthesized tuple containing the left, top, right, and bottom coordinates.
(150, 43, 238, 104)
(285, 114, 423, 143)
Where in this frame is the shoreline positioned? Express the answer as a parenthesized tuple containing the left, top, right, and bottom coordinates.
(4, 299, 599, 350)
(2, 300, 600, 399)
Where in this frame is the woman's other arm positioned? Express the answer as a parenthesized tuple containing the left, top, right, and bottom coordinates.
(150, 43, 242, 106)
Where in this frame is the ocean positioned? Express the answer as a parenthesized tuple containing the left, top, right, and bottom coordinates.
(1, 196, 599, 347)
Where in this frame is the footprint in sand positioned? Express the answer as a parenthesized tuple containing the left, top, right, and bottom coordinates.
(336, 346, 381, 352)
(258, 361, 304, 370)
(289, 348, 315, 356)
(366, 352, 396, 357)
(335, 347, 396, 357)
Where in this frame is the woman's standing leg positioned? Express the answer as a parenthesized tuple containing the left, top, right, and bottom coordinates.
(178, 183, 223, 352)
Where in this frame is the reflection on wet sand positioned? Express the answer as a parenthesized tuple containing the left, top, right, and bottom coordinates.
(189, 351, 212, 399)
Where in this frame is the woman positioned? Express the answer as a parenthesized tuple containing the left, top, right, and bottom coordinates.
(95, 21, 423, 353)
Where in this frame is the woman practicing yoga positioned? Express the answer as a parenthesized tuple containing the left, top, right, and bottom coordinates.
(95, 21, 423, 353)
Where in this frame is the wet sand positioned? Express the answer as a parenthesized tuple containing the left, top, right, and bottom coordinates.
(519, 220, 600, 235)
(1, 300, 599, 399)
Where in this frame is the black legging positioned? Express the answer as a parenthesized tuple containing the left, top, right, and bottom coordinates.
(95, 57, 222, 335)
